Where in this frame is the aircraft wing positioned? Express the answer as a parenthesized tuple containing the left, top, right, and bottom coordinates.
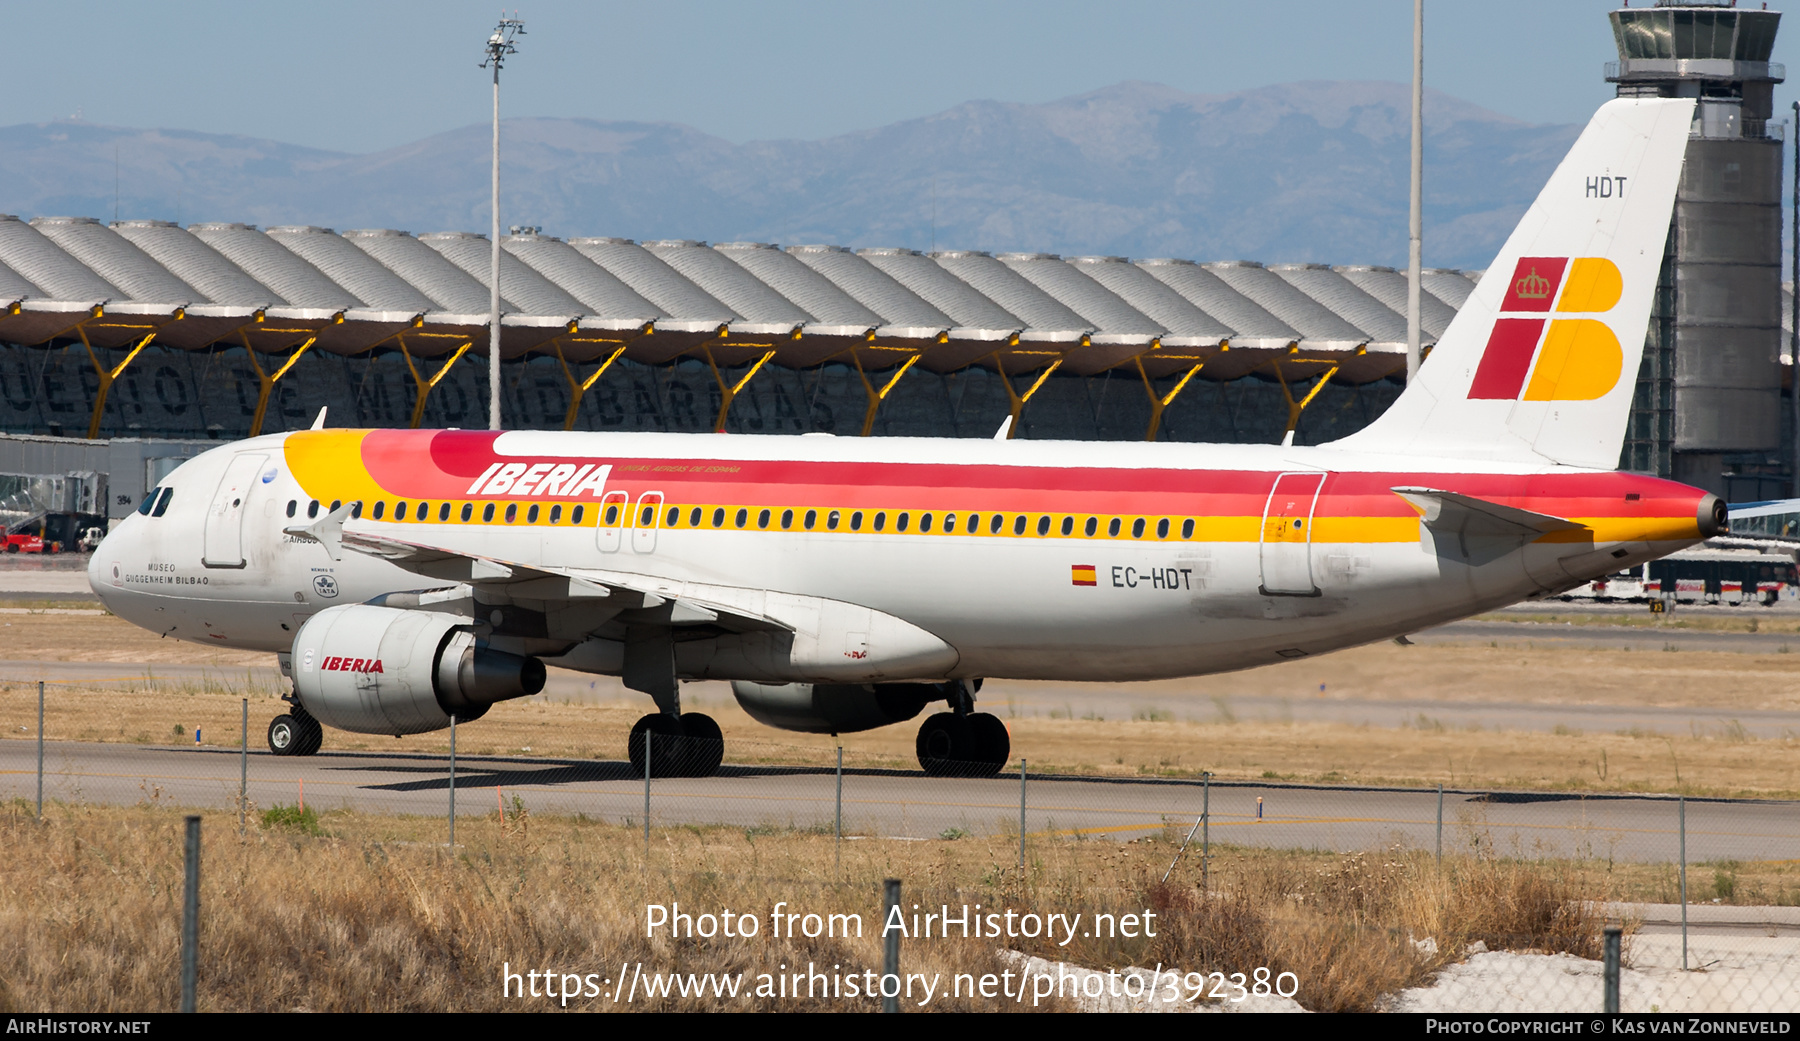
(292, 516, 789, 635)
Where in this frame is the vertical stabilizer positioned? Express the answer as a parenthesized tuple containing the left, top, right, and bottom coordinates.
(1328, 98, 1695, 469)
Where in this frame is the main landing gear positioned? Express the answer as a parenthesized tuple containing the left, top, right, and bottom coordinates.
(268, 702, 323, 757)
(915, 681, 1009, 778)
(622, 626, 723, 777)
(627, 712, 724, 778)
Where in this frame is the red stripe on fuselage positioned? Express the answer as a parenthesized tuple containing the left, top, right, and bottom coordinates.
(350, 430, 1700, 524)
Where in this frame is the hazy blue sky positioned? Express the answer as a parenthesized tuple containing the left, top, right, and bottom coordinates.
(6, 1, 1784, 152)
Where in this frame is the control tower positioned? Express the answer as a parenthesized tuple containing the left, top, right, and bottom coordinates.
(1607, 1, 1784, 495)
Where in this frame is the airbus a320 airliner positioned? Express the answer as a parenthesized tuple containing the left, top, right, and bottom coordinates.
(89, 98, 1723, 777)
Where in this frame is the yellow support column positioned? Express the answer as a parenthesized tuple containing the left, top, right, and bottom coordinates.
(1271, 358, 1343, 444)
(398, 336, 475, 428)
(851, 351, 920, 436)
(244, 333, 319, 437)
(1134, 354, 1210, 442)
(702, 342, 778, 432)
(993, 353, 1062, 440)
(553, 340, 629, 431)
(79, 327, 161, 440)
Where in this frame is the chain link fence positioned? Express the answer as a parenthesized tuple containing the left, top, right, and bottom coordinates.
(3, 672, 1798, 1013)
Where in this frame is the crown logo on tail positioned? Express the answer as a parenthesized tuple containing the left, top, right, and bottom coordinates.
(1514, 267, 1553, 300)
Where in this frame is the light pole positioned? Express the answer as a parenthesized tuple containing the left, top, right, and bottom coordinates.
(1406, 0, 1423, 385)
(480, 14, 525, 431)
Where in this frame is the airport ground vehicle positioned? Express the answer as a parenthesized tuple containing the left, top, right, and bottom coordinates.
(1570, 542, 1799, 605)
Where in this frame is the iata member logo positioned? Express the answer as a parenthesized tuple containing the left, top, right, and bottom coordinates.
(1467, 256, 1624, 401)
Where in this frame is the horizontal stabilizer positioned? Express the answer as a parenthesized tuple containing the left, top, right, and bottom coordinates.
(1393, 486, 1585, 565)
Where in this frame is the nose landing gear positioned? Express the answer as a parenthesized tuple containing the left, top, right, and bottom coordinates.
(915, 680, 1009, 777)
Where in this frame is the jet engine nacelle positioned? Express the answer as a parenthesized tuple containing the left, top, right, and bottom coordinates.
(730, 680, 947, 734)
(292, 604, 546, 736)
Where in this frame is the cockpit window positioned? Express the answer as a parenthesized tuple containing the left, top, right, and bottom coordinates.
(151, 488, 174, 518)
(136, 488, 160, 516)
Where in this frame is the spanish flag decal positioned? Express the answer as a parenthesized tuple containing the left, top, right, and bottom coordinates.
(1071, 564, 1098, 587)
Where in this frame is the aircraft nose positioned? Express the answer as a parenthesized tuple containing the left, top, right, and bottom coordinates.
(86, 526, 122, 600)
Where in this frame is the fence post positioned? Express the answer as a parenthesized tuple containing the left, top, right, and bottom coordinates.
(36, 680, 44, 819)
(1679, 795, 1687, 971)
(448, 714, 456, 848)
(1202, 771, 1211, 893)
(643, 729, 652, 855)
(181, 815, 200, 1013)
(1018, 758, 1026, 870)
(1436, 782, 1444, 867)
(239, 699, 248, 837)
(1603, 926, 1622, 1012)
(836, 745, 843, 874)
(883, 878, 901, 1014)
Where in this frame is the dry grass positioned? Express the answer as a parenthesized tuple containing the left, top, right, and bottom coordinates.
(0, 801, 1619, 1013)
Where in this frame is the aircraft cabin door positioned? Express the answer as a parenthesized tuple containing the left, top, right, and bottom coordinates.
(632, 492, 664, 553)
(202, 452, 268, 568)
(1259, 471, 1325, 596)
(596, 491, 629, 552)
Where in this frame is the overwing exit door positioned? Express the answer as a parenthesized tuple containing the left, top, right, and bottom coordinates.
(1259, 471, 1325, 596)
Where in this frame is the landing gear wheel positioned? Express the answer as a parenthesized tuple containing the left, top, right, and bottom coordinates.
(268, 714, 300, 756)
(916, 711, 979, 777)
(628, 713, 685, 778)
(967, 713, 1010, 775)
(293, 715, 323, 756)
(678, 712, 724, 778)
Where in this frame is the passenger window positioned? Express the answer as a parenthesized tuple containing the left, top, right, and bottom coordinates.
(438, 503, 450, 522)
(895, 512, 908, 532)
(528, 504, 540, 523)
(372, 502, 385, 520)
(1108, 518, 1121, 537)
(920, 513, 932, 533)
(757, 509, 770, 529)
(483, 504, 497, 523)
(943, 514, 957, 533)
(989, 514, 1003, 535)
(461, 503, 474, 522)
(1060, 516, 1073, 536)
(850, 511, 863, 531)
(152, 488, 174, 518)
(350, 501, 363, 519)
(395, 502, 408, 521)
(1086, 517, 1098, 537)
(640, 505, 654, 526)
(1013, 515, 1026, 536)
(1181, 519, 1195, 539)
(1132, 518, 1146, 538)
(781, 509, 793, 529)
(330, 500, 342, 513)
(690, 508, 701, 527)
(735, 508, 748, 529)
(307, 500, 320, 519)
(284, 499, 296, 519)
(550, 505, 563, 524)
(804, 509, 816, 530)
(1036, 516, 1050, 536)
(827, 510, 840, 530)
(571, 505, 584, 524)
(1157, 518, 1170, 539)
(504, 504, 517, 523)
(668, 506, 681, 527)
(712, 508, 724, 528)
(873, 512, 887, 532)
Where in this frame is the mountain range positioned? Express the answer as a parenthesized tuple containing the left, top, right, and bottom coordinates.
(0, 80, 1580, 270)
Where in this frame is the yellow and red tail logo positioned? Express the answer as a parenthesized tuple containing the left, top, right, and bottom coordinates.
(1467, 256, 1624, 401)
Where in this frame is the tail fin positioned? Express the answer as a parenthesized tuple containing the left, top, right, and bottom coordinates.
(1329, 98, 1695, 469)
